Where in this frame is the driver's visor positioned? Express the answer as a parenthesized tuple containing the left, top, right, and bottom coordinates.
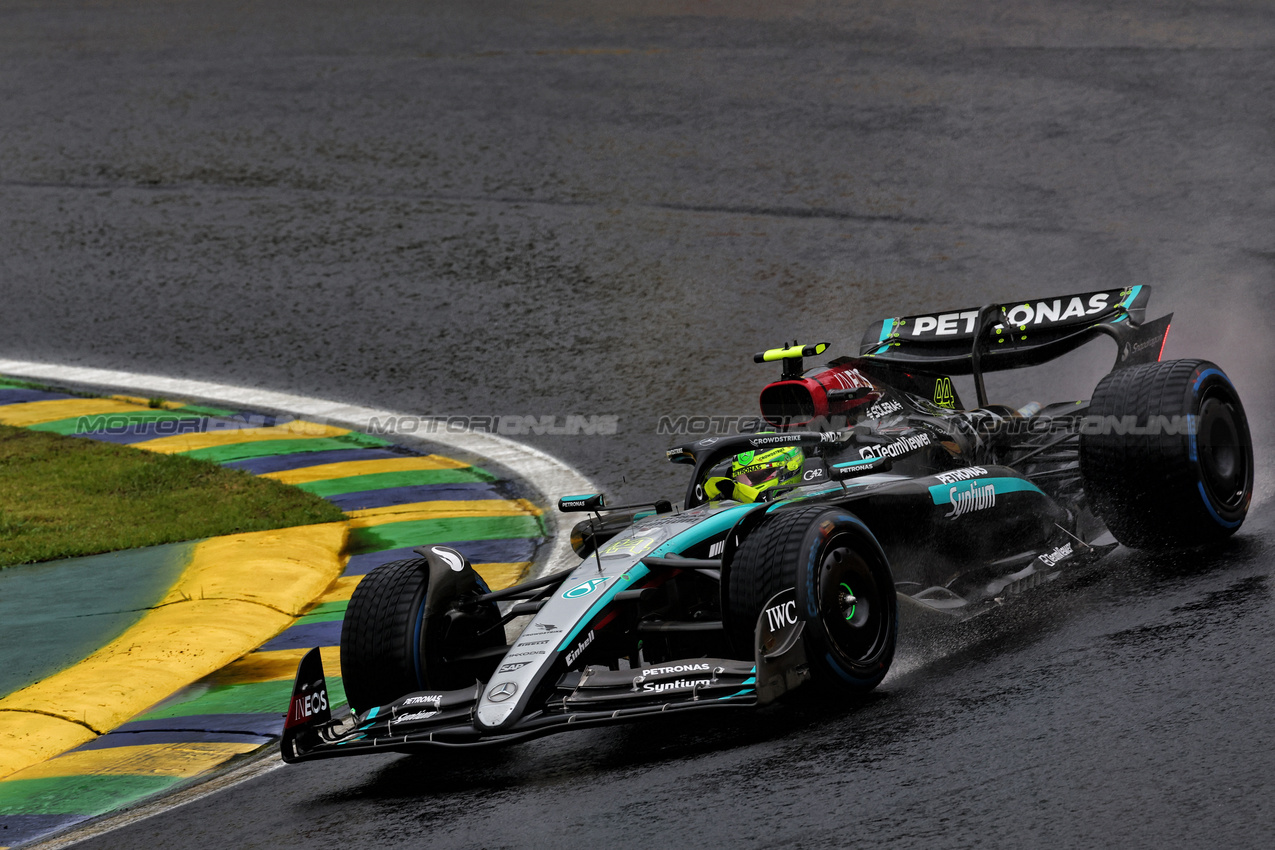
(735, 465, 786, 487)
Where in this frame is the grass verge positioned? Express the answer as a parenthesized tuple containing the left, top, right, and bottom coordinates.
(0, 424, 346, 568)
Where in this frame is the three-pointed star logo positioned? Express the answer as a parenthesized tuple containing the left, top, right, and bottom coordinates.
(487, 681, 519, 702)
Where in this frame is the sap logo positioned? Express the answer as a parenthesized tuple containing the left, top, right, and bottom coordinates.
(934, 466, 989, 485)
(765, 600, 798, 631)
(403, 694, 443, 706)
(497, 661, 532, 673)
(565, 630, 595, 665)
(563, 577, 614, 598)
(945, 481, 996, 519)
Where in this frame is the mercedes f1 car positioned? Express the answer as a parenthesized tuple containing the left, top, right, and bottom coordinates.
(282, 286, 1253, 761)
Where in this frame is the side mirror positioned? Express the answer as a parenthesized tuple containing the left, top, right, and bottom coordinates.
(828, 455, 892, 481)
(558, 493, 607, 512)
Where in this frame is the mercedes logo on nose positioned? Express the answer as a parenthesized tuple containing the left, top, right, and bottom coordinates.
(487, 681, 518, 702)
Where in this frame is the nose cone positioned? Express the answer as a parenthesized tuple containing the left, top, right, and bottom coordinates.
(474, 680, 520, 729)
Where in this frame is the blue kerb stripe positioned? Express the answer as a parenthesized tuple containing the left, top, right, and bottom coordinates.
(927, 476, 1044, 504)
(556, 504, 757, 650)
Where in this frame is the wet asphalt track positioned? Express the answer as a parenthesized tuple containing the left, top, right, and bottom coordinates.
(3, 1, 1275, 847)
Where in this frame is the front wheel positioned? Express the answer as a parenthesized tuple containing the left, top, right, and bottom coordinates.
(340, 556, 505, 713)
(728, 506, 897, 695)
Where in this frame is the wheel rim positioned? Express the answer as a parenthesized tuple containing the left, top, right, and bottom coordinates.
(816, 532, 889, 665)
(1197, 390, 1249, 511)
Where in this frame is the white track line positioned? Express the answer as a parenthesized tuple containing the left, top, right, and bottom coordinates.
(1, 358, 596, 849)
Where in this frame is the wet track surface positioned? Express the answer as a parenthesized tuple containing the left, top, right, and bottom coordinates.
(3, 1, 1275, 846)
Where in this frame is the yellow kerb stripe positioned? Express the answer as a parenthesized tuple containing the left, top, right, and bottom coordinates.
(8, 742, 261, 781)
(262, 456, 470, 485)
(346, 499, 541, 528)
(130, 421, 350, 454)
(0, 522, 347, 780)
(314, 575, 362, 604)
(310, 561, 530, 606)
(0, 398, 151, 427)
(210, 646, 344, 685)
(0, 712, 97, 780)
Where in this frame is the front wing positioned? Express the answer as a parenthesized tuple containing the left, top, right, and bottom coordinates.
(281, 589, 806, 761)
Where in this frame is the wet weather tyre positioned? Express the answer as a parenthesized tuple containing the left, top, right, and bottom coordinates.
(1079, 358, 1253, 550)
(728, 506, 897, 695)
(340, 558, 432, 713)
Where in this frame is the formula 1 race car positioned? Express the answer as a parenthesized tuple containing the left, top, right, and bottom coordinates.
(282, 286, 1253, 761)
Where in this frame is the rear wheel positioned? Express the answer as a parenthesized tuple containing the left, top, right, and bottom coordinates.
(1079, 358, 1253, 550)
(728, 506, 897, 694)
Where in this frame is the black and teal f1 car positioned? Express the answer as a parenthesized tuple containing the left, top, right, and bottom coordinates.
(282, 286, 1253, 761)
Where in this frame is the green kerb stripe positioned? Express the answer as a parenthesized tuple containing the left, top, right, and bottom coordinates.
(351, 514, 545, 554)
(296, 467, 497, 498)
(27, 410, 205, 435)
(297, 608, 347, 625)
(302, 600, 348, 618)
(180, 433, 390, 463)
(0, 774, 179, 815)
(139, 677, 347, 721)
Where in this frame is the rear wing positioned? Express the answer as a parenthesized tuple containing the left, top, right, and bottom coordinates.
(859, 286, 1171, 406)
(861, 285, 1169, 367)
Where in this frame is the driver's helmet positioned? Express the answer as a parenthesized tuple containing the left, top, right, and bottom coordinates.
(729, 444, 804, 499)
